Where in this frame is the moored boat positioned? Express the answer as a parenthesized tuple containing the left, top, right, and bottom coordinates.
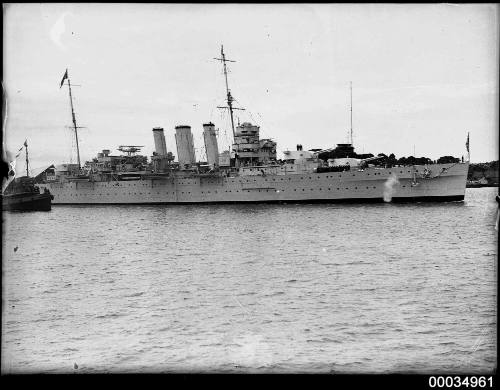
(2, 140, 54, 211)
(2, 177, 53, 211)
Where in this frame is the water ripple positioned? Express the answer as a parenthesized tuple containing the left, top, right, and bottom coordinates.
(2, 188, 497, 373)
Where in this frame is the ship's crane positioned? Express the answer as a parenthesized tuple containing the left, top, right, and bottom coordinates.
(118, 145, 144, 156)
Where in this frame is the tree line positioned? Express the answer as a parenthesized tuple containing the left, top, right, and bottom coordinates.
(318, 149, 462, 166)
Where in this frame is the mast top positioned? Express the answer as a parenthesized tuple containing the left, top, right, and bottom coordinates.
(213, 45, 243, 140)
(214, 45, 236, 64)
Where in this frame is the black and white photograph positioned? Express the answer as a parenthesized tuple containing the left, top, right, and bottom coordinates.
(1, 3, 498, 376)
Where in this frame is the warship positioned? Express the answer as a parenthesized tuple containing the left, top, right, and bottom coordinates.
(38, 46, 469, 204)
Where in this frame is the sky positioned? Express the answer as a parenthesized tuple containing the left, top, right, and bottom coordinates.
(3, 3, 499, 174)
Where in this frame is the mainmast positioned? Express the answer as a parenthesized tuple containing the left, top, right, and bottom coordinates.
(350, 81, 353, 146)
(61, 68, 82, 169)
(214, 45, 244, 139)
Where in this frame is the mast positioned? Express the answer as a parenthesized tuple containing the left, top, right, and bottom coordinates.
(63, 69, 82, 169)
(214, 45, 244, 139)
(25, 140, 29, 177)
(350, 81, 353, 146)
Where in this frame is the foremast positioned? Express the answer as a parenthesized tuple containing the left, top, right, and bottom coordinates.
(60, 68, 82, 170)
(25, 140, 29, 177)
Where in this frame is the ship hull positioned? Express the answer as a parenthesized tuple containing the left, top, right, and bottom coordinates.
(2, 192, 53, 211)
(38, 163, 468, 205)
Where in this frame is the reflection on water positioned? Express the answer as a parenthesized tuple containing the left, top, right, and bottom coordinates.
(1, 187, 497, 373)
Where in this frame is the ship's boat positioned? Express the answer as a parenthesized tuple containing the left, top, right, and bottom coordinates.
(37, 47, 469, 205)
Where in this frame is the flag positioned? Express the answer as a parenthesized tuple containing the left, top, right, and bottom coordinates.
(60, 69, 68, 88)
(24, 139, 27, 147)
(14, 144, 24, 158)
(466, 132, 469, 153)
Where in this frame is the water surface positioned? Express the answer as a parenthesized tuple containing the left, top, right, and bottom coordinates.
(2, 187, 497, 373)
